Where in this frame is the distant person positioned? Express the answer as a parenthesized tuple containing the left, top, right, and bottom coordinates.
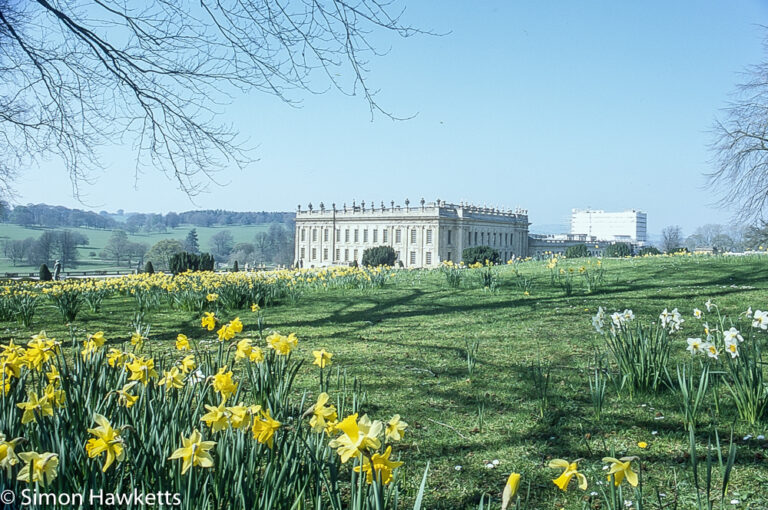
(53, 260, 62, 280)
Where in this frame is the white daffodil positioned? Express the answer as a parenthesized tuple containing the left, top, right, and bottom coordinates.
(622, 309, 635, 321)
(724, 327, 744, 343)
(705, 299, 713, 312)
(592, 307, 606, 333)
(693, 308, 702, 319)
(705, 343, 719, 360)
(686, 338, 705, 355)
(752, 310, 768, 330)
(724, 338, 739, 358)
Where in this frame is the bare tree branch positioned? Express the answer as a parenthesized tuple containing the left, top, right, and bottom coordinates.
(0, 0, 428, 200)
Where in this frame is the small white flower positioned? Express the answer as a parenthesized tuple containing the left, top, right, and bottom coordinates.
(590, 492, 599, 496)
(752, 310, 768, 330)
(687, 338, 705, 355)
(730, 499, 740, 505)
(492, 459, 500, 466)
(622, 309, 635, 321)
(746, 306, 753, 319)
(454, 465, 462, 471)
(705, 299, 713, 312)
(602, 465, 610, 470)
(725, 338, 739, 358)
(485, 463, 495, 469)
(659, 493, 667, 498)
(624, 500, 633, 507)
(652, 430, 658, 435)
(654, 415, 665, 420)
(705, 342, 719, 360)
(757, 435, 765, 440)
(693, 308, 703, 319)
(724, 327, 744, 343)
(743, 434, 752, 441)
(189, 369, 206, 384)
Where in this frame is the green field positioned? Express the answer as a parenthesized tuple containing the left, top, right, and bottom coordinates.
(0, 223, 279, 273)
(2, 256, 768, 508)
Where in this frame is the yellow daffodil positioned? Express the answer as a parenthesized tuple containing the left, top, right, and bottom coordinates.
(212, 367, 237, 400)
(251, 409, 281, 448)
(125, 355, 158, 385)
(227, 403, 251, 430)
(179, 355, 196, 374)
(309, 393, 338, 434)
(602, 456, 639, 487)
(251, 303, 260, 312)
(385, 414, 408, 442)
(89, 331, 106, 347)
(249, 346, 264, 363)
(201, 400, 230, 433)
(46, 365, 60, 386)
(158, 367, 184, 391)
(217, 324, 235, 342)
(230, 317, 243, 333)
(0, 433, 21, 477)
(44, 383, 65, 408)
(353, 445, 403, 484)
(235, 338, 253, 362)
(267, 332, 298, 355)
(206, 293, 219, 302)
(85, 413, 125, 472)
(312, 349, 333, 368)
(130, 331, 144, 347)
(328, 413, 382, 463)
(116, 382, 139, 408)
(501, 472, 521, 510)
(17, 451, 58, 486)
(201, 312, 216, 331)
(176, 334, 190, 351)
(17, 392, 54, 424)
(107, 349, 126, 368)
(549, 458, 587, 491)
(168, 429, 216, 475)
(637, 441, 648, 449)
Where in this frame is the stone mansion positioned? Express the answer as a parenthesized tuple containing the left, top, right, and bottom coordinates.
(294, 199, 530, 268)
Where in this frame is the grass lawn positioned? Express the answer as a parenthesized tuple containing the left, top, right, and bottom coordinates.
(2, 255, 768, 508)
(0, 223, 279, 273)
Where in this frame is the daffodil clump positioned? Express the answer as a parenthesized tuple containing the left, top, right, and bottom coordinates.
(0, 311, 412, 508)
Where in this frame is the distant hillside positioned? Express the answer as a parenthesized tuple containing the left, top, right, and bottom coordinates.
(4, 203, 294, 232)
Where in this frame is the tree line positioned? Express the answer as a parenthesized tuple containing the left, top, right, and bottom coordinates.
(3, 203, 294, 232)
(3, 231, 89, 268)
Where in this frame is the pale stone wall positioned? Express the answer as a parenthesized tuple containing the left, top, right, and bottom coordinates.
(294, 200, 529, 268)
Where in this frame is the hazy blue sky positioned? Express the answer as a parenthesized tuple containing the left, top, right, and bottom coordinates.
(14, 1, 768, 236)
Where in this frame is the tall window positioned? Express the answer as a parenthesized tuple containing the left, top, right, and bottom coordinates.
(447, 251, 452, 262)
(426, 229, 433, 243)
(336, 229, 341, 241)
(468, 231, 472, 245)
(410, 229, 416, 243)
(383, 230, 388, 243)
(474, 232, 478, 244)
(300, 247, 305, 259)
(425, 252, 432, 265)
(301, 229, 306, 242)
(396, 229, 402, 243)
(335, 248, 340, 260)
(323, 248, 328, 260)
(344, 249, 349, 261)
(447, 230, 452, 245)
(345, 229, 350, 242)
(353, 249, 358, 261)
(324, 229, 329, 242)
(354, 229, 359, 242)
(409, 251, 416, 265)
(363, 229, 368, 242)
(311, 248, 316, 259)
(373, 229, 378, 243)
(312, 229, 317, 242)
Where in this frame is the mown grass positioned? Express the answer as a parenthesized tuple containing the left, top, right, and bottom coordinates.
(3, 255, 768, 508)
(0, 223, 278, 273)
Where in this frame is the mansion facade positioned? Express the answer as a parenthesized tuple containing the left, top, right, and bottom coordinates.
(294, 199, 530, 268)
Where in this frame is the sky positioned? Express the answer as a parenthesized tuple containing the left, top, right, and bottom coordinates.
(13, 1, 768, 238)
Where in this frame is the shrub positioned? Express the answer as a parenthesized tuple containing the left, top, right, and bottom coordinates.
(639, 246, 661, 256)
(232, 260, 239, 272)
(462, 246, 500, 265)
(170, 252, 216, 274)
(565, 244, 589, 258)
(39, 263, 52, 281)
(605, 243, 632, 257)
(361, 246, 396, 267)
(144, 261, 155, 274)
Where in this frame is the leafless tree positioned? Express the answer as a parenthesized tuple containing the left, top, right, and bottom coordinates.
(661, 225, 683, 253)
(0, 0, 423, 198)
(709, 31, 768, 222)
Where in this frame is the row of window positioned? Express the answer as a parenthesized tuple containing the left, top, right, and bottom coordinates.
(467, 231, 515, 247)
(299, 227, 434, 245)
(298, 246, 436, 265)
